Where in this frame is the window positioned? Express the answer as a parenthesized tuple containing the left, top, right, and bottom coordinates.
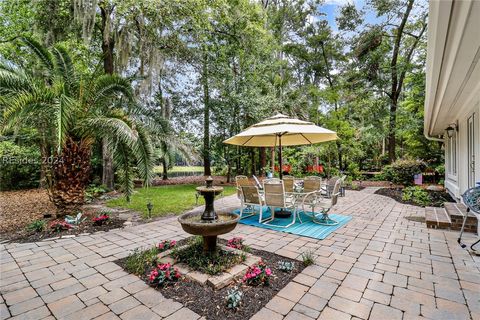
(447, 129, 457, 177)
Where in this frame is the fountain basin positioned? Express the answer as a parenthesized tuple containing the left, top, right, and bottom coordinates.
(178, 212, 240, 236)
(178, 212, 240, 252)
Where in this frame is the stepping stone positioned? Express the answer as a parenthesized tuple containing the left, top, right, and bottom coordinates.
(425, 207, 451, 229)
(444, 202, 477, 232)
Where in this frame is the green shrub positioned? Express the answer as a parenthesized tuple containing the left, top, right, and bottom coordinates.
(124, 247, 160, 275)
(85, 184, 108, 201)
(27, 219, 46, 232)
(435, 164, 445, 176)
(301, 250, 315, 266)
(0, 141, 41, 190)
(347, 163, 362, 180)
(402, 186, 431, 206)
(383, 159, 426, 186)
(171, 237, 245, 275)
(226, 286, 243, 310)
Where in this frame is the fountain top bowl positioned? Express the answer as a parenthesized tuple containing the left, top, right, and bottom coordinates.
(178, 211, 240, 236)
(196, 185, 224, 194)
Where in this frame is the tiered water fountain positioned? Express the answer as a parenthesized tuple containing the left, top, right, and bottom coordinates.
(178, 177, 240, 252)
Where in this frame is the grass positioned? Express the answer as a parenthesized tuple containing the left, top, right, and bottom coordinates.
(153, 166, 204, 173)
(106, 184, 236, 218)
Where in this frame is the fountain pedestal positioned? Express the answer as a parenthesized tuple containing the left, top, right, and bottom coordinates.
(196, 185, 223, 221)
(179, 177, 239, 253)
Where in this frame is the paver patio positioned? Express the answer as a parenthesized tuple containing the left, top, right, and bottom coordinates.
(1, 188, 479, 320)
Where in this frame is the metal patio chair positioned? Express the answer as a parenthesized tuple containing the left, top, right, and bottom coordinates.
(263, 179, 300, 228)
(304, 179, 341, 226)
(239, 185, 268, 222)
(458, 187, 480, 252)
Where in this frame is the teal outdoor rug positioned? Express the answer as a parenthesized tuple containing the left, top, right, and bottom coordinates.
(232, 207, 352, 240)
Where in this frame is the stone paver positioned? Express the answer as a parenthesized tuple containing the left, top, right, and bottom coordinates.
(1, 189, 479, 320)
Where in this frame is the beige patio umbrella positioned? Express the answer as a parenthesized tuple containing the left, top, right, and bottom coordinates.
(223, 113, 338, 179)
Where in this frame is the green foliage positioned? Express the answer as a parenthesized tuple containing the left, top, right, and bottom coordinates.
(0, 141, 41, 191)
(435, 164, 445, 176)
(402, 186, 431, 207)
(301, 250, 315, 267)
(85, 184, 108, 201)
(171, 237, 245, 275)
(26, 219, 46, 232)
(124, 247, 159, 276)
(383, 160, 427, 186)
(347, 163, 362, 181)
(0, 38, 153, 200)
(278, 261, 295, 272)
(226, 286, 243, 310)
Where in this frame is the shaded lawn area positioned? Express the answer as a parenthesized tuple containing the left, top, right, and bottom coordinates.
(153, 166, 204, 173)
(106, 184, 236, 218)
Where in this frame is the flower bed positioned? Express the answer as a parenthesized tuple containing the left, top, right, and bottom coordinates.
(115, 237, 305, 320)
(374, 187, 455, 207)
(1, 211, 125, 243)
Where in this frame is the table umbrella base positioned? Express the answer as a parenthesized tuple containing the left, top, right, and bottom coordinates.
(313, 213, 339, 226)
(275, 209, 292, 218)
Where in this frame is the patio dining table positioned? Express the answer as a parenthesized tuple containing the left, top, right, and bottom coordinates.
(256, 179, 326, 220)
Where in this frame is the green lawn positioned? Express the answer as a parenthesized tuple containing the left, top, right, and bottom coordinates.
(106, 184, 236, 218)
(153, 166, 204, 173)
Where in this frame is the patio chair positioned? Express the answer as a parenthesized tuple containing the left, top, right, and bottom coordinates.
(252, 175, 263, 190)
(306, 179, 341, 225)
(322, 176, 340, 198)
(458, 187, 480, 252)
(239, 185, 268, 222)
(235, 175, 251, 199)
(263, 179, 300, 228)
(303, 176, 322, 193)
(283, 175, 295, 196)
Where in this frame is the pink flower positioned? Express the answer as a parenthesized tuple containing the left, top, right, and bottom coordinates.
(170, 240, 177, 246)
(265, 268, 272, 276)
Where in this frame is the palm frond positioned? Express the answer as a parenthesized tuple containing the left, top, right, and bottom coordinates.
(55, 93, 77, 152)
(79, 116, 138, 147)
(21, 37, 54, 72)
(112, 140, 134, 201)
(52, 45, 76, 92)
(1, 88, 56, 134)
(90, 74, 134, 107)
(132, 123, 154, 187)
(0, 68, 32, 95)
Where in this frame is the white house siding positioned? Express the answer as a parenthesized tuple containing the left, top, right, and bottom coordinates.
(424, 0, 480, 200)
(444, 101, 480, 199)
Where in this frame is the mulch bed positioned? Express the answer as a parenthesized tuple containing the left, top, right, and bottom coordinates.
(116, 239, 304, 320)
(374, 187, 455, 207)
(0, 215, 125, 243)
(0, 189, 56, 234)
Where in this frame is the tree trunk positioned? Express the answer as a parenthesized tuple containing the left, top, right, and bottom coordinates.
(161, 157, 168, 180)
(259, 147, 266, 176)
(102, 139, 114, 189)
(202, 52, 211, 176)
(388, 99, 398, 162)
(100, 5, 115, 188)
(387, 0, 415, 163)
(250, 149, 256, 176)
(50, 138, 92, 217)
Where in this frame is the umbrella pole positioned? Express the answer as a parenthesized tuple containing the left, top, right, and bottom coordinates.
(278, 134, 282, 180)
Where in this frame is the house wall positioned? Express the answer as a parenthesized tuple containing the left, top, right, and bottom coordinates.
(444, 100, 480, 199)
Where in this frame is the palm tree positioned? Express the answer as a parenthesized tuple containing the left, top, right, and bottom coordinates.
(0, 38, 154, 215)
